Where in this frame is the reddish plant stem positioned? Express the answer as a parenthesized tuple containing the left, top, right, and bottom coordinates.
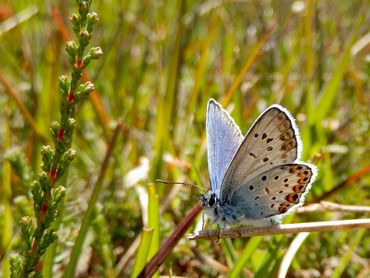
(138, 203, 202, 278)
(310, 165, 370, 203)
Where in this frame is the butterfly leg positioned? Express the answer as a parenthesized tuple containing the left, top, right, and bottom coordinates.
(214, 222, 227, 243)
(267, 216, 281, 226)
(215, 229, 222, 243)
(202, 213, 206, 230)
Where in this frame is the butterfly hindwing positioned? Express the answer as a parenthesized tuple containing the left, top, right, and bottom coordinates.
(226, 163, 317, 219)
(220, 105, 302, 201)
(206, 99, 243, 198)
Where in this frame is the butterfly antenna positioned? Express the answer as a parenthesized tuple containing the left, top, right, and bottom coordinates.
(155, 179, 207, 192)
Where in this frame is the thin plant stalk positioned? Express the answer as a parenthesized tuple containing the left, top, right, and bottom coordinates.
(187, 219, 370, 240)
(63, 122, 122, 278)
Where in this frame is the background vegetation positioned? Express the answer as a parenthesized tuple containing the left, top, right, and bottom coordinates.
(0, 0, 369, 277)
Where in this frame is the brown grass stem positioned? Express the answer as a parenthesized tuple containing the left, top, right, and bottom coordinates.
(0, 72, 48, 142)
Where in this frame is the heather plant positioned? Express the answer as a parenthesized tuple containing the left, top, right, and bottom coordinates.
(8, 1, 102, 276)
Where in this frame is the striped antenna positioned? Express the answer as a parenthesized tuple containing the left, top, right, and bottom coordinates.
(155, 179, 207, 192)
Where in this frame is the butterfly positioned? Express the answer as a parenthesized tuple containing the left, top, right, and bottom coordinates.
(200, 99, 317, 228)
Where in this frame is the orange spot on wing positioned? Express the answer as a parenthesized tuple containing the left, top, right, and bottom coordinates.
(278, 203, 290, 213)
(286, 193, 300, 203)
(293, 185, 305, 193)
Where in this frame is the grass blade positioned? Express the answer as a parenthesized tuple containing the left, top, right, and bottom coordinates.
(146, 183, 159, 278)
(228, 236, 263, 278)
(1, 110, 13, 277)
(331, 229, 366, 278)
(278, 232, 310, 278)
(313, 14, 365, 124)
(130, 228, 154, 278)
(221, 23, 276, 106)
(63, 122, 122, 278)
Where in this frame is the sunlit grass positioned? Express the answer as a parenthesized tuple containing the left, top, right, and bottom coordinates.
(0, 0, 369, 277)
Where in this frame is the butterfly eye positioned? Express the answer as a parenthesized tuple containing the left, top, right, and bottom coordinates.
(208, 194, 216, 207)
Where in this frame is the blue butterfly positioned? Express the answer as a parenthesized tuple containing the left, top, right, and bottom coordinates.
(200, 99, 317, 228)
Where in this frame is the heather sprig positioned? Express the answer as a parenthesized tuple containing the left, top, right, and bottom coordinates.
(10, 1, 102, 277)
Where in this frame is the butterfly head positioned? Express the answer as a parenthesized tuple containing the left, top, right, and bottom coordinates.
(200, 191, 217, 209)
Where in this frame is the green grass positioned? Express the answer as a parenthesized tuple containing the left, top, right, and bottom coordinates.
(1, 0, 369, 277)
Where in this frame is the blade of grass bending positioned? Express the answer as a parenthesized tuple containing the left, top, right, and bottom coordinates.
(313, 13, 365, 124)
(130, 228, 154, 278)
(138, 203, 202, 278)
(278, 232, 310, 278)
(150, 1, 187, 184)
(228, 236, 263, 278)
(331, 229, 366, 278)
(0, 72, 48, 142)
(63, 122, 123, 278)
(221, 23, 276, 106)
(146, 183, 159, 278)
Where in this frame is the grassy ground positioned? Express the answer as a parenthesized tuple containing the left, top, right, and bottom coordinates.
(0, 0, 369, 277)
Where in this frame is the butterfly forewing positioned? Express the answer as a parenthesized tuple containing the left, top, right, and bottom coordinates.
(227, 163, 317, 219)
(207, 99, 243, 197)
(220, 105, 302, 201)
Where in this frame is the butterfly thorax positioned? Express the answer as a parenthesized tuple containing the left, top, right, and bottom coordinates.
(200, 191, 243, 227)
(200, 191, 281, 228)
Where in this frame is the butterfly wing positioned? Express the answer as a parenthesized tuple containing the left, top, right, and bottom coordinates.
(220, 104, 302, 201)
(227, 163, 317, 220)
(207, 99, 243, 198)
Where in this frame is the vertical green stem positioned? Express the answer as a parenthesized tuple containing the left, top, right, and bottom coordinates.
(63, 122, 122, 278)
(1, 108, 13, 277)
